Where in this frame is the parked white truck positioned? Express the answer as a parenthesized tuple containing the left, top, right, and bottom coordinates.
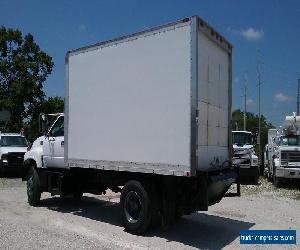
(23, 16, 236, 234)
(232, 131, 259, 184)
(0, 132, 28, 173)
(265, 113, 300, 187)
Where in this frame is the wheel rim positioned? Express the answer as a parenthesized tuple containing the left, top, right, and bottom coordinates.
(124, 191, 142, 224)
(27, 175, 34, 198)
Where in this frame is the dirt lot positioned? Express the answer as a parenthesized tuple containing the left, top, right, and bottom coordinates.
(0, 176, 299, 249)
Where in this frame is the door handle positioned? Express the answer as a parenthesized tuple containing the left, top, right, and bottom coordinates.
(61, 141, 64, 146)
(49, 137, 55, 142)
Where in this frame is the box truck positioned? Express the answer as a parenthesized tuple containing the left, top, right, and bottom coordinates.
(23, 16, 236, 234)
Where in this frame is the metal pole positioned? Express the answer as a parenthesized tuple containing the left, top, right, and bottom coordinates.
(257, 52, 262, 165)
(297, 79, 300, 116)
(243, 76, 247, 131)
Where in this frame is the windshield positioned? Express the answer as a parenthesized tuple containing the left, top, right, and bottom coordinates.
(232, 132, 252, 145)
(0, 136, 27, 147)
(279, 135, 300, 146)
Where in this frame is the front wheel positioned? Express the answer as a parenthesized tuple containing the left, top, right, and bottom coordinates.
(120, 180, 154, 235)
(274, 176, 282, 188)
(27, 167, 41, 206)
(267, 164, 273, 182)
(273, 166, 282, 188)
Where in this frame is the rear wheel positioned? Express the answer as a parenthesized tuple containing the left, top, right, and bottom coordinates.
(120, 180, 154, 235)
(27, 167, 41, 206)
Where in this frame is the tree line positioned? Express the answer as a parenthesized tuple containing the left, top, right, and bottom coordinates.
(0, 26, 63, 141)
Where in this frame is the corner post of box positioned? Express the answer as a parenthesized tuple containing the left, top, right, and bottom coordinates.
(64, 51, 70, 166)
(190, 16, 199, 176)
(228, 46, 233, 162)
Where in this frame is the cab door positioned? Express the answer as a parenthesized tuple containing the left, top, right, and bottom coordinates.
(43, 116, 66, 168)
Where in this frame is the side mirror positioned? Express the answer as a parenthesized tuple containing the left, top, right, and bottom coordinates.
(39, 113, 49, 135)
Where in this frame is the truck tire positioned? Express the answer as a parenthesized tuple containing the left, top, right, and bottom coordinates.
(274, 177, 281, 188)
(268, 164, 274, 182)
(273, 166, 282, 188)
(253, 175, 259, 185)
(27, 167, 41, 206)
(120, 180, 153, 235)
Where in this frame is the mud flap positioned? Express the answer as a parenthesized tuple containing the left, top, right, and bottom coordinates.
(198, 168, 237, 210)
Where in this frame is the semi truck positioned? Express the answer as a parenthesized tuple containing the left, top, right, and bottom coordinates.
(23, 16, 236, 234)
(232, 131, 259, 184)
(265, 113, 300, 187)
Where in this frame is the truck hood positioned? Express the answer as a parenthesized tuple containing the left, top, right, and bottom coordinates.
(0, 146, 27, 155)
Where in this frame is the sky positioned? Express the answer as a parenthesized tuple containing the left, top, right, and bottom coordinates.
(0, 0, 299, 126)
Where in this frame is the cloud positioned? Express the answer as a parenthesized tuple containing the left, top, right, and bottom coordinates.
(246, 98, 256, 107)
(227, 27, 264, 41)
(78, 24, 87, 32)
(273, 93, 290, 102)
(241, 28, 264, 41)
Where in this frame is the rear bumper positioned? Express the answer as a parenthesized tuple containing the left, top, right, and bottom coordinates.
(239, 165, 259, 178)
(207, 168, 237, 205)
(0, 162, 24, 175)
(0, 161, 24, 169)
(196, 167, 237, 210)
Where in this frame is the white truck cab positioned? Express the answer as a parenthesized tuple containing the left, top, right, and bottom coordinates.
(266, 113, 300, 187)
(0, 132, 28, 173)
(232, 131, 259, 184)
(24, 113, 65, 171)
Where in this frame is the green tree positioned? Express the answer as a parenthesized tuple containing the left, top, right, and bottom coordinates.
(0, 26, 53, 132)
(232, 109, 275, 150)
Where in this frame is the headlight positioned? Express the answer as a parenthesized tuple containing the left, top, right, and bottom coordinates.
(1, 154, 8, 163)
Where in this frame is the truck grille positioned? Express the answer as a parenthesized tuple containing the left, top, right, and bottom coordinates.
(6, 152, 25, 166)
(281, 151, 300, 165)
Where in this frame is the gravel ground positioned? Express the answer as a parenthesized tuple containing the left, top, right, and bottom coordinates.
(0, 176, 299, 249)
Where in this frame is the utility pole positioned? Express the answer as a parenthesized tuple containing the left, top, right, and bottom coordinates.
(297, 79, 300, 115)
(257, 51, 262, 165)
(242, 75, 247, 131)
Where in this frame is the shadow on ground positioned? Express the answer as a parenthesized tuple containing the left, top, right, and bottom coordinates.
(40, 196, 255, 249)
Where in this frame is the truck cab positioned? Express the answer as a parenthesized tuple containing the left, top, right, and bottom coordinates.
(270, 134, 300, 186)
(232, 131, 259, 184)
(24, 113, 66, 173)
(0, 133, 28, 173)
(266, 113, 300, 187)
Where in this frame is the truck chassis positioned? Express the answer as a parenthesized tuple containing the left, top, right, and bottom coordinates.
(24, 164, 236, 234)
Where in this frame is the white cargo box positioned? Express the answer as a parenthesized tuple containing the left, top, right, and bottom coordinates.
(65, 16, 232, 177)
